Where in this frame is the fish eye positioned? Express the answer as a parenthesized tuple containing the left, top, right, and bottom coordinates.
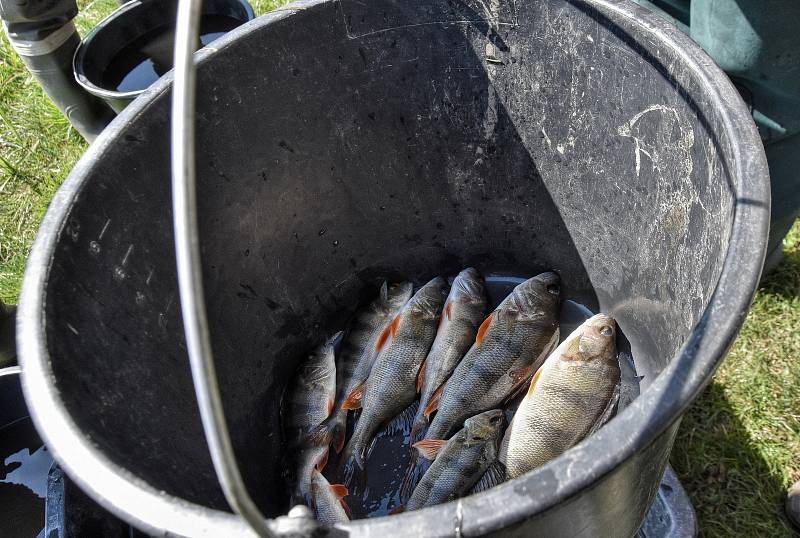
(489, 415, 501, 423)
(599, 325, 613, 337)
(546, 284, 560, 295)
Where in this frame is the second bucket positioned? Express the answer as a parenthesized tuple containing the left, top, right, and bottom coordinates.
(73, 0, 254, 112)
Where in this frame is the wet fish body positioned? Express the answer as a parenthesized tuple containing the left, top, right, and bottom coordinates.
(284, 335, 338, 504)
(406, 409, 505, 511)
(341, 277, 447, 470)
(412, 268, 488, 439)
(314, 281, 413, 452)
(425, 272, 561, 441)
(499, 313, 620, 479)
(310, 469, 350, 525)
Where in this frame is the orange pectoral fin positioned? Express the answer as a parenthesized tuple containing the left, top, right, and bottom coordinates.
(526, 367, 544, 397)
(475, 312, 494, 347)
(506, 364, 536, 403)
(389, 505, 405, 515)
(444, 301, 452, 321)
(329, 484, 348, 499)
(374, 324, 391, 353)
(412, 439, 446, 460)
(423, 385, 444, 417)
(416, 358, 427, 393)
(342, 382, 365, 410)
(375, 315, 402, 352)
(327, 399, 334, 416)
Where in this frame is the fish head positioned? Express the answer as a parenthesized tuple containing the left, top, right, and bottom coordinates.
(407, 277, 448, 319)
(463, 409, 505, 447)
(296, 342, 336, 388)
(565, 313, 617, 363)
(452, 267, 486, 304)
(385, 281, 414, 309)
(504, 271, 561, 320)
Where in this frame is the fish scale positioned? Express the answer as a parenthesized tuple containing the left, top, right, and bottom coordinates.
(322, 281, 413, 452)
(500, 314, 620, 480)
(284, 335, 338, 505)
(340, 277, 447, 471)
(310, 469, 350, 525)
(425, 272, 561, 441)
(412, 268, 487, 440)
(406, 409, 504, 511)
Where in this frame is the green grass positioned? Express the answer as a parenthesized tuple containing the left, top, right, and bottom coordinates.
(672, 223, 800, 537)
(0, 2, 798, 536)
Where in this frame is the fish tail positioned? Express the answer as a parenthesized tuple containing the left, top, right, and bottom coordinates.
(398, 450, 420, 502)
(386, 401, 419, 437)
(424, 413, 450, 442)
(304, 421, 334, 449)
(409, 407, 429, 445)
(337, 434, 366, 491)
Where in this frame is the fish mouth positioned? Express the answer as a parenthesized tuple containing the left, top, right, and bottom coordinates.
(454, 269, 484, 298)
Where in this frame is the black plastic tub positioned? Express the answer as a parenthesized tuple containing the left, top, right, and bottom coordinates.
(73, 0, 254, 112)
(20, 0, 769, 536)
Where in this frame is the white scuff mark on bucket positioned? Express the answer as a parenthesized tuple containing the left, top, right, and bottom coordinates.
(617, 105, 691, 179)
(541, 128, 552, 150)
(121, 244, 134, 266)
(98, 218, 111, 240)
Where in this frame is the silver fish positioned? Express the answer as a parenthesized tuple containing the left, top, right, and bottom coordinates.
(284, 334, 338, 505)
(499, 313, 620, 479)
(310, 469, 350, 525)
(424, 272, 561, 441)
(340, 277, 447, 471)
(405, 409, 505, 511)
(411, 268, 487, 440)
(310, 281, 413, 452)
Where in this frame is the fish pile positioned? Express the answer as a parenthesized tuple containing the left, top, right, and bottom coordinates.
(282, 269, 621, 525)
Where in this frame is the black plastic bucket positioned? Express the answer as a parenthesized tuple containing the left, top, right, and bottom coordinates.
(73, 0, 254, 112)
(19, 0, 769, 536)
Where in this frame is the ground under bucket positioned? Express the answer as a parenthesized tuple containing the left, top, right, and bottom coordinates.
(18, 0, 769, 536)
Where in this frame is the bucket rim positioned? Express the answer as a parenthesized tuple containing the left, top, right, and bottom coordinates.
(72, 0, 255, 101)
(19, 0, 770, 535)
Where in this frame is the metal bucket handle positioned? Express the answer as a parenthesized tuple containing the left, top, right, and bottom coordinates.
(170, 0, 277, 535)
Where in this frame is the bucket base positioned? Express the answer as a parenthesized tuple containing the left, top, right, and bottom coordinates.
(41, 463, 697, 536)
(637, 465, 697, 538)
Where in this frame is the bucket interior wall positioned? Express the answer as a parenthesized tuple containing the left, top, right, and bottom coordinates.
(43, 0, 737, 523)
